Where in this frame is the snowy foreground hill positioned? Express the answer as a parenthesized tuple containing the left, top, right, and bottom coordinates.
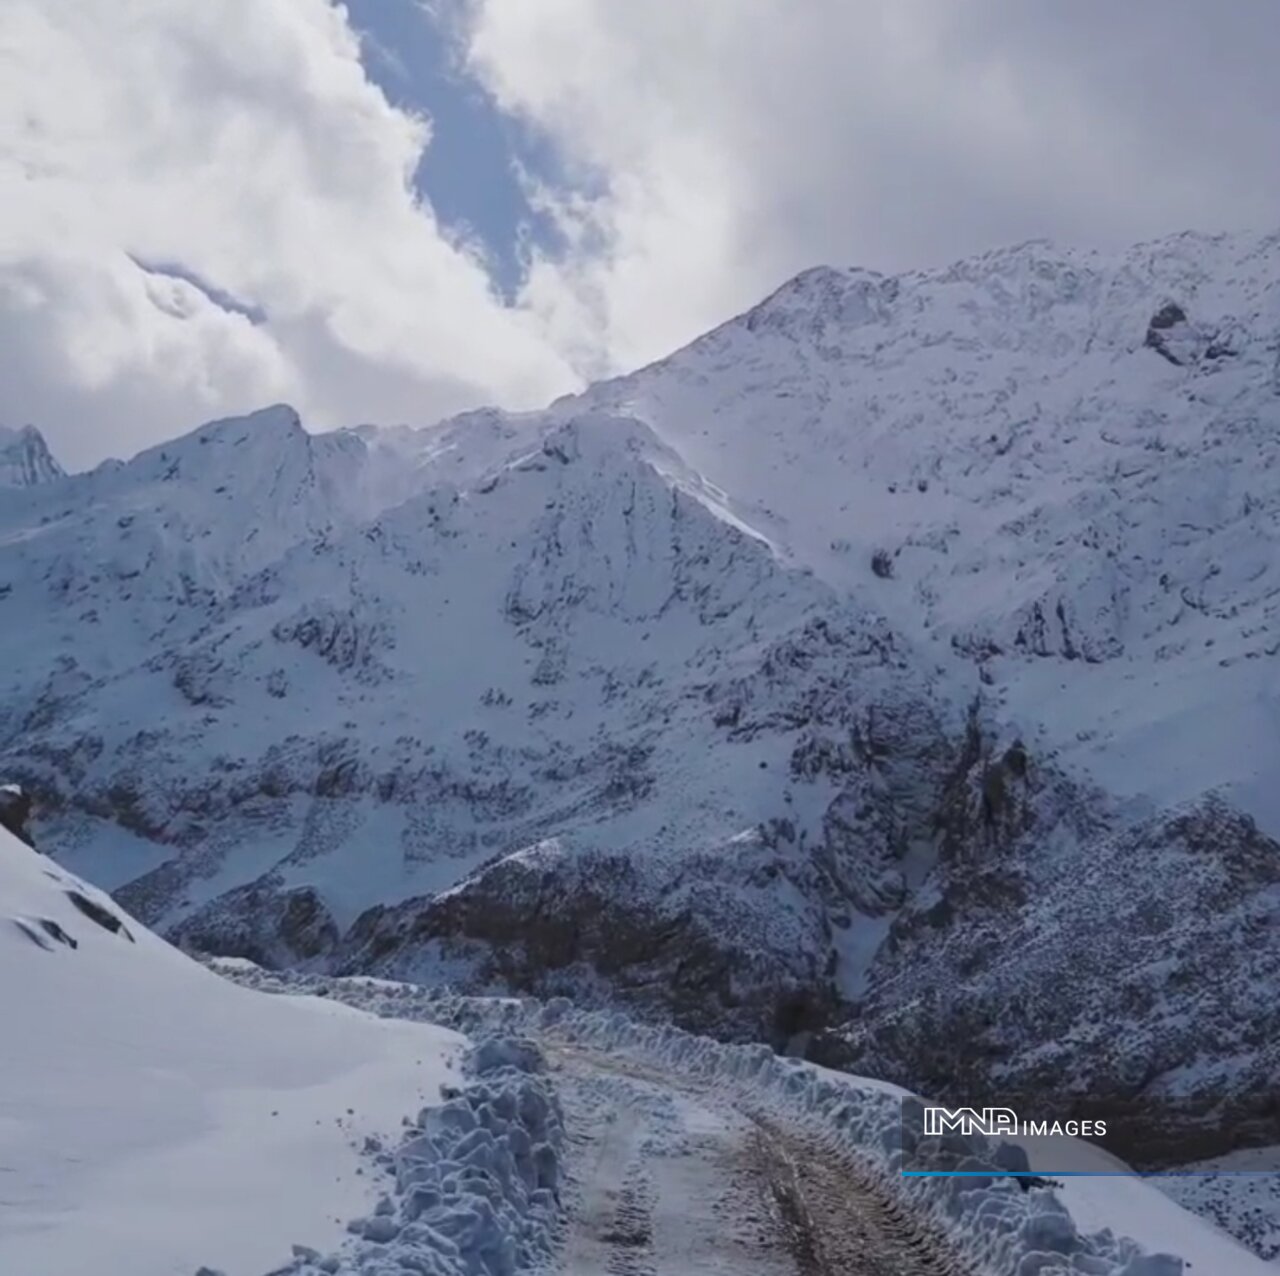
(1, 822, 1271, 1276)
(2, 228, 1280, 1175)
(0, 822, 475, 1274)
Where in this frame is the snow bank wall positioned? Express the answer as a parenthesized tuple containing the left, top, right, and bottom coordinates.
(255, 1027, 565, 1276)
(217, 965, 1186, 1276)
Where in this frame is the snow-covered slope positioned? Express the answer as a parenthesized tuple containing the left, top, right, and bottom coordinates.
(4, 227, 1280, 1181)
(0, 821, 472, 1274)
(579, 230, 1280, 830)
(0, 399, 948, 1042)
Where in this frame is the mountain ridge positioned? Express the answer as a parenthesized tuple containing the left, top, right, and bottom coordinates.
(3, 225, 1280, 1160)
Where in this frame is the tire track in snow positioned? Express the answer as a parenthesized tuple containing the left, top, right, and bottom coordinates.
(745, 1112, 973, 1276)
(549, 1043, 975, 1276)
(602, 1167, 656, 1276)
(556, 1079, 656, 1276)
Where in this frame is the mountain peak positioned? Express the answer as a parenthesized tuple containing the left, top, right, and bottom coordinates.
(0, 424, 65, 488)
(182, 403, 305, 449)
(740, 264, 895, 338)
(117, 403, 311, 481)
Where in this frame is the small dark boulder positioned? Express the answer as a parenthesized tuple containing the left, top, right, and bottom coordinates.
(65, 889, 135, 942)
(1144, 301, 1192, 366)
(1147, 301, 1187, 331)
(0, 784, 34, 847)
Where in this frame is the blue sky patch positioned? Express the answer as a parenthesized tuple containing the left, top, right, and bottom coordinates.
(344, 0, 566, 299)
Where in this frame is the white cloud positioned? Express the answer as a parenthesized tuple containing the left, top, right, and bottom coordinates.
(4, 1, 1280, 468)
(460, 0, 1280, 374)
(0, 0, 578, 467)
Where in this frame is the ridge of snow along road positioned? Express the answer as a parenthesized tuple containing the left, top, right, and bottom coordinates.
(215, 962, 1272, 1276)
(0, 823, 562, 1276)
(264, 1034, 566, 1276)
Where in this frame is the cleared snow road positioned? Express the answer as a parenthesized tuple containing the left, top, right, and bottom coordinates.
(212, 965, 981, 1274)
(548, 1042, 973, 1276)
(211, 968, 1280, 1275)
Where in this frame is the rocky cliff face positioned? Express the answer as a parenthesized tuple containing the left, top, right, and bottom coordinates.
(4, 229, 1280, 1162)
(821, 791, 1280, 1165)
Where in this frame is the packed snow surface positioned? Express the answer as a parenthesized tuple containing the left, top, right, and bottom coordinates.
(0, 824, 473, 1275)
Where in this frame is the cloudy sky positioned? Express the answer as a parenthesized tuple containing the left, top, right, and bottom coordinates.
(3, 0, 1278, 468)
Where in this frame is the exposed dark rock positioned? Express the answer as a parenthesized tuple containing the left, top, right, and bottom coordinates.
(171, 653, 231, 708)
(1144, 300, 1199, 366)
(271, 605, 392, 683)
(0, 783, 34, 847)
(1002, 739, 1028, 779)
(1148, 301, 1188, 331)
(815, 776, 908, 915)
(66, 889, 135, 942)
(830, 795, 1280, 1167)
(171, 880, 339, 967)
(337, 841, 844, 1049)
(11, 916, 79, 951)
(39, 917, 79, 948)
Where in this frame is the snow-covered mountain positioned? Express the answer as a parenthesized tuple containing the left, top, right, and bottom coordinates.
(578, 230, 1280, 830)
(3, 228, 1280, 1167)
(0, 423, 64, 487)
(0, 397, 947, 1043)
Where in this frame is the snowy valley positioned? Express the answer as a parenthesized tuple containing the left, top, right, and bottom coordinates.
(3, 228, 1280, 1272)
(3, 819, 1270, 1276)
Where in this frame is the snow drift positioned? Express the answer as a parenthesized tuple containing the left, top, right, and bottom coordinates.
(0, 822, 564, 1276)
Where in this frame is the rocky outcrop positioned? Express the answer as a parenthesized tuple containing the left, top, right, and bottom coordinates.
(820, 795, 1280, 1167)
(271, 604, 393, 683)
(1142, 299, 1242, 370)
(170, 879, 340, 968)
(1144, 301, 1197, 365)
(337, 836, 844, 1048)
